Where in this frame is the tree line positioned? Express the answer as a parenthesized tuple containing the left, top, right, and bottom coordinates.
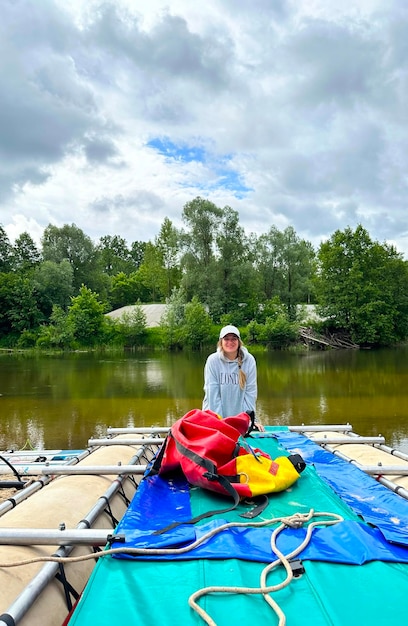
(1, 197, 408, 350)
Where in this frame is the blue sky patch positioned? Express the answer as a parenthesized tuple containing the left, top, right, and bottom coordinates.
(147, 137, 252, 197)
(147, 138, 206, 163)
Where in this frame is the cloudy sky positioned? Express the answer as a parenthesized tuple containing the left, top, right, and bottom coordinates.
(1, 0, 408, 257)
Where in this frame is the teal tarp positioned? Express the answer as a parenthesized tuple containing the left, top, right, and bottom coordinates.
(68, 430, 408, 626)
(69, 553, 408, 626)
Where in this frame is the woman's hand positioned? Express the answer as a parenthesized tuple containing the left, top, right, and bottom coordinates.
(254, 421, 265, 432)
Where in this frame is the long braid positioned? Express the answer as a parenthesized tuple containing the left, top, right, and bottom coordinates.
(237, 346, 246, 390)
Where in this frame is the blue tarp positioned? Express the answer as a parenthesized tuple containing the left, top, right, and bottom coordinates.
(112, 431, 408, 564)
(70, 429, 408, 626)
(270, 429, 408, 546)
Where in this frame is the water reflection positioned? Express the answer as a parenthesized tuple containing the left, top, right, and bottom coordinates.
(1, 347, 408, 453)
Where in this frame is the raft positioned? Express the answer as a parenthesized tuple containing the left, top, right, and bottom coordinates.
(0, 433, 163, 626)
(2, 424, 408, 625)
(70, 425, 408, 625)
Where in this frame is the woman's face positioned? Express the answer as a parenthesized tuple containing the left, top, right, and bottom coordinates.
(222, 334, 239, 359)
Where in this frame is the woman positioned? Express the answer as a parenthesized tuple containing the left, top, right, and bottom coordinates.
(203, 324, 263, 429)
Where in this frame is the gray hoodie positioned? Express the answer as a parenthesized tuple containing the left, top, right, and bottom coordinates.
(202, 346, 257, 418)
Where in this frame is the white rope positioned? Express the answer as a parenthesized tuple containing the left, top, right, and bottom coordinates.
(188, 510, 343, 626)
(0, 509, 343, 625)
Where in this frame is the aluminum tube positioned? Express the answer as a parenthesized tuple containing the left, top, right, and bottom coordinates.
(88, 437, 165, 446)
(358, 465, 408, 475)
(40, 464, 148, 475)
(313, 436, 386, 444)
(376, 476, 408, 500)
(0, 449, 94, 517)
(0, 445, 147, 625)
(0, 528, 120, 546)
(289, 424, 353, 432)
(107, 427, 169, 434)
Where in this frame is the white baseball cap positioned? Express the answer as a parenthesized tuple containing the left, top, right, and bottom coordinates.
(219, 325, 240, 339)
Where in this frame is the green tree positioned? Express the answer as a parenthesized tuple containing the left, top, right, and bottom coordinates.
(67, 285, 107, 346)
(212, 206, 257, 320)
(41, 223, 98, 292)
(36, 305, 75, 349)
(97, 235, 134, 276)
(181, 197, 222, 303)
(0, 226, 13, 273)
(155, 217, 181, 297)
(136, 242, 166, 302)
(316, 225, 408, 346)
(0, 273, 41, 341)
(247, 298, 298, 347)
(159, 287, 187, 349)
(12, 232, 41, 272)
(256, 226, 315, 320)
(129, 240, 146, 270)
(33, 260, 74, 318)
(115, 303, 147, 347)
(182, 296, 213, 350)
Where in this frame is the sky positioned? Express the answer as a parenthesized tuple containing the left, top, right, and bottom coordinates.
(1, 0, 408, 257)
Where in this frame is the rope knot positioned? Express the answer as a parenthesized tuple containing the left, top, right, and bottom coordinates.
(282, 509, 314, 529)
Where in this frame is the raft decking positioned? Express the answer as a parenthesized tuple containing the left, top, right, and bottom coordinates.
(67, 426, 408, 626)
(2, 424, 408, 626)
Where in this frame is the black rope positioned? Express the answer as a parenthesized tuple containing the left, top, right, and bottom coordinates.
(100, 496, 119, 527)
(55, 563, 80, 611)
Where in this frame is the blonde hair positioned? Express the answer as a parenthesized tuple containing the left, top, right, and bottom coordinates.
(218, 338, 247, 390)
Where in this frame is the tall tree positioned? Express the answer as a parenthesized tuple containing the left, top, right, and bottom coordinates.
(12, 232, 41, 272)
(181, 197, 222, 304)
(0, 226, 13, 273)
(136, 242, 166, 302)
(97, 235, 134, 276)
(0, 273, 41, 339)
(316, 225, 408, 345)
(256, 226, 315, 319)
(41, 223, 98, 292)
(33, 260, 74, 318)
(155, 217, 181, 297)
(213, 206, 257, 319)
(129, 241, 146, 270)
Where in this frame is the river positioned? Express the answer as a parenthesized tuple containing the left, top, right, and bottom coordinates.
(1, 346, 408, 452)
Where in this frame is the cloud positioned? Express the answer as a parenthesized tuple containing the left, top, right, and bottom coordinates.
(1, 0, 408, 259)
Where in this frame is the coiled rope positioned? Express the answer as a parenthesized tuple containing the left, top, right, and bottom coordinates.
(189, 509, 343, 625)
(0, 509, 343, 625)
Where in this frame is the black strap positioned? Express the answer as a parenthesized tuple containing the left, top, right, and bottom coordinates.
(153, 434, 241, 535)
(239, 494, 269, 518)
(244, 411, 259, 436)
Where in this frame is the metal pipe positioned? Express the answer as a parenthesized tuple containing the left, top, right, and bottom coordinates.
(0, 444, 148, 626)
(88, 437, 165, 446)
(321, 447, 408, 501)
(375, 476, 408, 499)
(0, 528, 121, 546)
(40, 464, 148, 476)
(360, 465, 408, 475)
(0, 449, 94, 518)
(314, 436, 385, 445)
(289, 424, 353, 433)
(0, 461, 85, 476)
(0, 449, 84, 460)
(107, 427, 169, 435)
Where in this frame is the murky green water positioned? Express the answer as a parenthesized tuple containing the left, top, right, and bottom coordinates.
(1, 347, 408, 452)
